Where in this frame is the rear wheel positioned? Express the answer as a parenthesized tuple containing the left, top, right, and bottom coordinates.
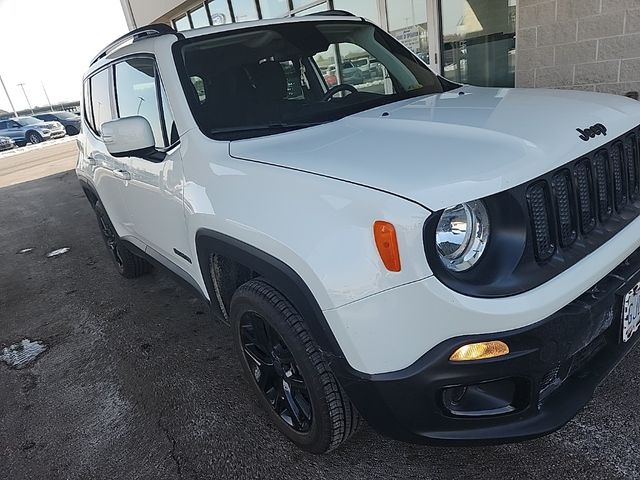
(94, 201, 152, 278)
(230, 279, 360, 454)
(27, 131, 43, 144)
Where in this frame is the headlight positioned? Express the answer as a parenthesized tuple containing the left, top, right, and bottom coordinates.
(435, 200, 490, 272)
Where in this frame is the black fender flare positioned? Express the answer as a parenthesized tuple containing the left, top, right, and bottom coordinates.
(195, 228, 354, 376)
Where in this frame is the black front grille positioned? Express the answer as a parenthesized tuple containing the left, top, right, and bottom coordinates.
(527, 126, 640, 262)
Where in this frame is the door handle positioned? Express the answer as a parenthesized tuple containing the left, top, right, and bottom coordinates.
(113, 169, 131, 181)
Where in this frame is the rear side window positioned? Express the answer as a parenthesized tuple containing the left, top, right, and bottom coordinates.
(89, 68, 113, 134)
(114, 57, 174, 148)
(0, 121, 6, 130)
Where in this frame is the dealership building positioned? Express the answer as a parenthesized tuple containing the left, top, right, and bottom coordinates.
(120, 0, 639, 95)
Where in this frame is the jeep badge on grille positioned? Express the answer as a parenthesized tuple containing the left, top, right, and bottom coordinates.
(577, 123, 607, 141)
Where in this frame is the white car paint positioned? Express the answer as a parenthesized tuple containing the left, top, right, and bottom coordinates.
(231, 86, 640, 210)
(76, 16, 640, 376)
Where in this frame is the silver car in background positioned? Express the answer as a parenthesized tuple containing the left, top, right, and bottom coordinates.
(0, 136, 15, 151)
(0, 116, 66, 146)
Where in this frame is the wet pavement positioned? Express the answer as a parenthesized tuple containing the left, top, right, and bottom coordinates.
(1, 166, 640, 479)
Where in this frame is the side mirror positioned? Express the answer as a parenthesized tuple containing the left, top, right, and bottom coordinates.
(101, 116, 165, 161)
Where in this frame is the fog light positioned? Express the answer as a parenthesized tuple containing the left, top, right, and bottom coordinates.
(450, 341, 509, 362)
(442, 378, 523, 417)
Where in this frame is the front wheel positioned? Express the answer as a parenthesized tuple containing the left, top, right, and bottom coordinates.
(27, 131, 43, 144)
(230, 279, 361, 454)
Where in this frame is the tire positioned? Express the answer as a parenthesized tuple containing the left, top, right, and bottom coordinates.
(230, 279, 360, 454)
(94, 201, 152, 278)
(65, 125, 79, 136)
(27, 131, 43, 145)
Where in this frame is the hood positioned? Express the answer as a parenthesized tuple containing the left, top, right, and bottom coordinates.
(230, 86, 640, 210)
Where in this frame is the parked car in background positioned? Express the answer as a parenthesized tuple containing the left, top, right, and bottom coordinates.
(0, 116, 65, 146)
(352, 57, 383, 80)
(35, 111, 81, 136)
(0, 136, 15, 151)
(326, 61, 364, 86)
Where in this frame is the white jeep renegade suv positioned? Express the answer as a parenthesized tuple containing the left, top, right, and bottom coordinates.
(77, 11, 640, 453)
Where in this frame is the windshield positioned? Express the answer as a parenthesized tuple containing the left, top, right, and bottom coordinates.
(176, 20, 444, 140)
(16, 117, 43, 126)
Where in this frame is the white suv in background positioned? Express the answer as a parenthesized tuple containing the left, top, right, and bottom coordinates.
(77, 12, 640, 453)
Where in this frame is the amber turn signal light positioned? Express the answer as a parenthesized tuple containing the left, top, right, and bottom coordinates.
(374, 221, 401, 272)
(449, 341, 510, 362)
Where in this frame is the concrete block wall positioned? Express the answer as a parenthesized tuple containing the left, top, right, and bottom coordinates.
(516, 0, 640, 95)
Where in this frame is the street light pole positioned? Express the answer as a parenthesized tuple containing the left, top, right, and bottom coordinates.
(17, 83, 34, 114)
(0, 74, 18, 117)
(41, 82, 54, 112)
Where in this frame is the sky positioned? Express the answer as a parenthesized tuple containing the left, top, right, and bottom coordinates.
(0, 0, 127, 113)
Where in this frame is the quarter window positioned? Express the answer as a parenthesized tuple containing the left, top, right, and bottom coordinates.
(114, 57, 174, 148)
(89, 68, 113, 134)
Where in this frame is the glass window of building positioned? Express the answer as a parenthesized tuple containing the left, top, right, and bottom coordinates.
(208, 0, 233, 24)
(333, 0, 380, 25)
(174, 15, 191, 31)
(231, 0, 259, 22)
(190, 4, 210, 28)
(259, 0, 289, 19)
(292, 2, 328, 16)
(386, 0, 430, 64)
(441, 0, 517, 87)
(292, 0, 320, 9)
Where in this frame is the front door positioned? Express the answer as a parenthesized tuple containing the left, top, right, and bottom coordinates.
(111, 56, 190, 268)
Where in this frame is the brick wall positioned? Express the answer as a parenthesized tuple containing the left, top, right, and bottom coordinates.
(516, 0, 640, 95)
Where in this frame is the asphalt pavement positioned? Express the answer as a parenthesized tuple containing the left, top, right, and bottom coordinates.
(1, 145, 639, 479)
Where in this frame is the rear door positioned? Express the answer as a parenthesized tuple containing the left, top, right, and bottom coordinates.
(85, 67, 132, 236)
(112, 56, 189, 267)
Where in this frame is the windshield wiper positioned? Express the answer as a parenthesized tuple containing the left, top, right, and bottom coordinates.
(211, 121, 325, 136)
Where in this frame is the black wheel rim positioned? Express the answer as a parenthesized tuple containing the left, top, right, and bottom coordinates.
(98, 215, 123, 268)
(240, 313, 313, 433)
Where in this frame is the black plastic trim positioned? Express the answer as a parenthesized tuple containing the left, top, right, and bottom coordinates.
(90, 24, 183, 66)
(122, 240, 208, 303)
(343, 246, 640, 445)
(195, 229, 351, 370)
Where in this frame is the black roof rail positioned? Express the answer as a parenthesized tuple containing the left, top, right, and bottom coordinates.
(90, 24, 182, 67)
(304, 9, 356, 17)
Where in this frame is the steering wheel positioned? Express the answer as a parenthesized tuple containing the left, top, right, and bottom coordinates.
(322, 84, 359, 101)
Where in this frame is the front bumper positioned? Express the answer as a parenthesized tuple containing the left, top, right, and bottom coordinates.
(0, 141, 15, 151)
(338, 247, 640, 445)
(49, 128, 66, 139)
